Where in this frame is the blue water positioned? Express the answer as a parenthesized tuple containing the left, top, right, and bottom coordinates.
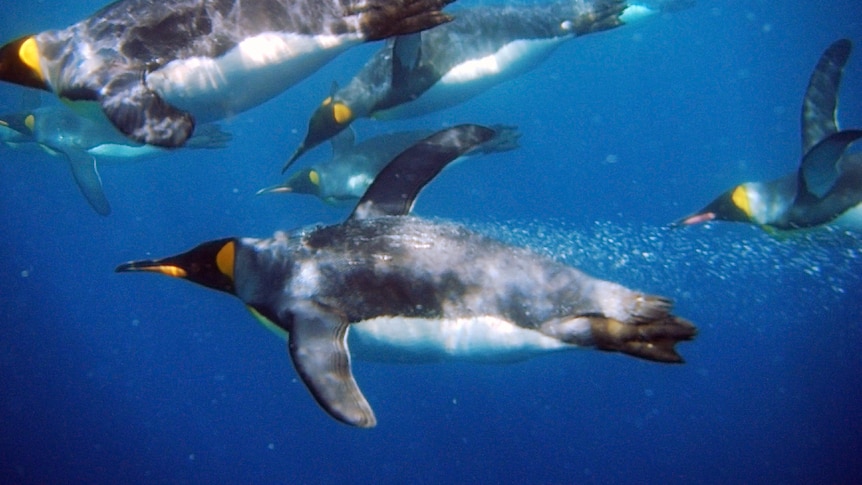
(2, 1, 861, 483)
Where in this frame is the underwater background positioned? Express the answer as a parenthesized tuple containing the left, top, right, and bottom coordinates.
(1, 1, 861, 483)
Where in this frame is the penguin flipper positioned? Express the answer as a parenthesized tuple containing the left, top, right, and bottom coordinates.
(350, 124, 496, 220)
(391, 33, 423, 91)
(799, 129, 862, 199)
(183, 124, 233, 150)
(100, 73, 194, 147)
(65, 149, 111, 216)
(802, 39, 852, 154)
(330, 125, 356, 158)
(354, 0, 454, 41)
(287, 300, 376, 428)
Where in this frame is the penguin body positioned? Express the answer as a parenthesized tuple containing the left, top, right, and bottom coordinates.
(0, 103, 230, 215)
(117, 125, 696, 427)
(260, 124, 520, 204)
(266, 128, 439, 204)
(677, 39, 862, 232)
(284, 0, 685, 167)
(0, 0, 455, 146)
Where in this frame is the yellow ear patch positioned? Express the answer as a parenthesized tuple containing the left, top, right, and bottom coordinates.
(731, 185, 752, 217)
(24, 114, 35, 132)
(18, 37, 43, 81)
(322, 96, 332, 106)
(332, 102, 352, 124)
(216, 241, 235, 280)
(308, 169, 320, 186)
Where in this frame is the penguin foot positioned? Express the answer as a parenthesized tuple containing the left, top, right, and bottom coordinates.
(355, 0, 455, 41)
(589, 311, 697, 363)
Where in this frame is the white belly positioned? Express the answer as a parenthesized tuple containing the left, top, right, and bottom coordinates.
(829, 203, 862, 230)
(348, 315, 574, 363)
(249, 307, 577, 364)
(146, 32, 362, 121)
(374, 37, 565, 120)
(87, 143, 163, 159)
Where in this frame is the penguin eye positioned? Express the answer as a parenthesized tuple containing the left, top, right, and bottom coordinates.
(308, 170, 320, 186)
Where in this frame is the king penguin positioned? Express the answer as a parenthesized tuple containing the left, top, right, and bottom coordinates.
(0, 103, 231, 215)
(257, 124, 520, 204)
(0, 0, 455, 147)
(283, 0, 692, 169)
(676, 38, 862, 232)
(116, 124, 696, 427)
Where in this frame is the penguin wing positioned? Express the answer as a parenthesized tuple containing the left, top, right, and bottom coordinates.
(350, 124, 496, 219)
(64, 148, 111, 216)
(798, 129, 862, 200)
(330, 125, 357, 158)
(183, 123, 233, 150)
(99, 72, 194, 147)
(801, 39, 851, 154)
(391, 33, 423, 91)
(286, 300, 376, 428)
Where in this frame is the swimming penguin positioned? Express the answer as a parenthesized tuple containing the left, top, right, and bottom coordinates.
(0, 0, 455, 147)
(283, 0, 690, 169)
(116, 124, 696, 427)
(0, 103, 231, 215)
(258, 124, 520, 204)
(676, 38, 862, 232)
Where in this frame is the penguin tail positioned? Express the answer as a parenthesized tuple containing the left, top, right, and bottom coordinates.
(588, 297, 697, 363)
(354, 0, 455, 41)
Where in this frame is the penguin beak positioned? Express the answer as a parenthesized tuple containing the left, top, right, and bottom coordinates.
(0, 113, 32, 142)
(282, 144, 307, 173)
(261, 168, 319, 196)
(255, 183, 293, 195)
(672, 211, 716, 227)
(115, 260, 188, 278)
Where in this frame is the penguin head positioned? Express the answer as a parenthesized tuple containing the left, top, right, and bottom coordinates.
(115, 238, 237, 294)
(308, 96, 355, 145)
(0, 35, 50, 91)
(256, 168, 323, 197)
(283, 97, 354, 172)
(676, 184, 755, 226)
(0, 111, 36, 141)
